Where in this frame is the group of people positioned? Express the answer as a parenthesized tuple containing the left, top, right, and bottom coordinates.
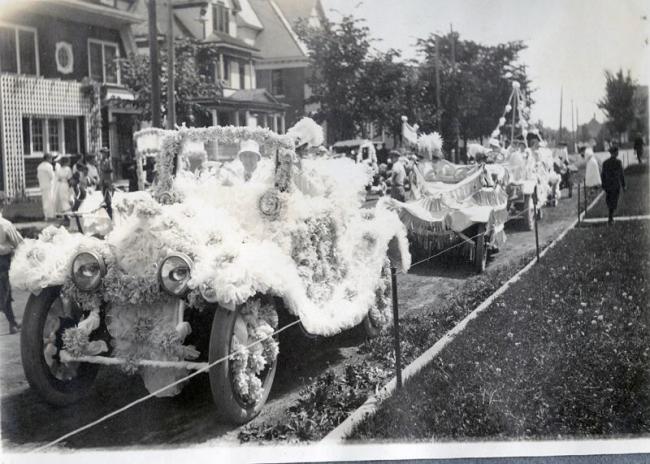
(36, 148, 114, 223)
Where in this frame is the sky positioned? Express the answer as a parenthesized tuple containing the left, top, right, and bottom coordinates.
(322, 0, 650, 129)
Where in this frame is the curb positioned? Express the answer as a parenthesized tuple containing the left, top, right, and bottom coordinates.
(322, 190, 606, 442)
(581, 214, 650, 223)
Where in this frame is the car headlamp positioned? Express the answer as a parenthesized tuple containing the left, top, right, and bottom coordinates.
(71, 251, 106, 291)
(158, 253, 193, 296)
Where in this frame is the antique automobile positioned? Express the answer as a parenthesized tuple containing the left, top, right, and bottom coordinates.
(388, 133, 508, 273)
(12, 124, 410, 424)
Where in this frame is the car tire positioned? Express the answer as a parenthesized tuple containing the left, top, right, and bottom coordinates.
(208, 305, 277, 425)
(523, 195, 535, 231)
(474, 224, 488, 273)
(21, 286, 99, 406)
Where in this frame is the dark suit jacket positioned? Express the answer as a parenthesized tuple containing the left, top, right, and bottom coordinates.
(601, 157, 625, 191)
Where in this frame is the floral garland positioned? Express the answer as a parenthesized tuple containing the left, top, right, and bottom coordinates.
(366, 260, 392, 330)
(136, 125, 299, 203)
(290, 214, 346, 303)
(230, 298, 279, 404)
(107, 301, 200, 375)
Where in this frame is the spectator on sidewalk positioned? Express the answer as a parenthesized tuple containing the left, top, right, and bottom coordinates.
(99, 148, 114, 219)
(634, 134, 644, 165)
(601, 144, 626, 225)
(36, 153, 55, 220)
(85, 154, 100, 191)
(0, 193, 23, 334)
(53, 156, 73, 223)
(584, 147, 601, 189)
(389, 151, 407, 202)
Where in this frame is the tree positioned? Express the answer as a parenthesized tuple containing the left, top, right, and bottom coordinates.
(295, 15, 372, 141)
(597, 69, 637, 142)
(357, 49, 410, 140)
(415, 33, 533, 156)
(119, 38, 221, 126)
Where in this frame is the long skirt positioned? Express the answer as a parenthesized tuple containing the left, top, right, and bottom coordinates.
(40, 183, 55, 219)
(605, 188, 620, 211)
(585, 157, 601, 187)
(54, 181, 72, 214)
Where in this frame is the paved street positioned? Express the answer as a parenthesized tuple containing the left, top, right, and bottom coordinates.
(2, 154, 630, 450)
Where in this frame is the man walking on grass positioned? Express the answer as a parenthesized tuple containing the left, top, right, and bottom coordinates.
(601, 143, 626, 224)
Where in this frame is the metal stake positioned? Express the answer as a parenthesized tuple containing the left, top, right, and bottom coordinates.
(583, 178, 587, 216)
(534, 202, 540, 262)
(391, 267, 402, 389)
(577, 182, 581, 224)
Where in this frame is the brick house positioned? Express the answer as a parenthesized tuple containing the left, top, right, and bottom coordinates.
(0, 0, 143, 198)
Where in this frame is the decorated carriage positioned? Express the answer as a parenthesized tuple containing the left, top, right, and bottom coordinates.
(485, 82, 561, 230)
(12, 122, 410, 424)
(389, 120, 508, 273)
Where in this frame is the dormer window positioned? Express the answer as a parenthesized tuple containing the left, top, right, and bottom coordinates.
(213, 2, 230, 34)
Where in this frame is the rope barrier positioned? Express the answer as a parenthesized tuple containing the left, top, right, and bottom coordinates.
(31, 318, 301, 453)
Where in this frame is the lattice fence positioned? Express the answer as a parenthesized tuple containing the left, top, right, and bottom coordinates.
(0, 74, 91, 197)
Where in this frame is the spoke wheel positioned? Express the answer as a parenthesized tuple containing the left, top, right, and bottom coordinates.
(208, 303, 278, 424)
(21, 286, 99, 406)
(523, 195, 535, 231)
(474, 224, 488, 273)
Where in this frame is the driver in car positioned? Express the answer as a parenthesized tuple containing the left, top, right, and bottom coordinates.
(219, 140, 272, 185)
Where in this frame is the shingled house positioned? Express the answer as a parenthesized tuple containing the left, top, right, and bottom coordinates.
(0, 0, 142, 198)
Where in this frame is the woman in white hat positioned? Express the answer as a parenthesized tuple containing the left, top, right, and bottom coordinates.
(219, 139, 272, 185)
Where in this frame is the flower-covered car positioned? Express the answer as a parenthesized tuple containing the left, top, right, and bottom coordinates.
(12, 123, 410, 424)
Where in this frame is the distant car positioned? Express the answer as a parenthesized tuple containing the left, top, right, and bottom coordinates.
(12, 125, 409, 424)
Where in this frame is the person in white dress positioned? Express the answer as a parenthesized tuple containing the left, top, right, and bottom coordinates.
(584, 147, 601, 188)
(36, 153, 55, 220)
(53, 156, 73, 215)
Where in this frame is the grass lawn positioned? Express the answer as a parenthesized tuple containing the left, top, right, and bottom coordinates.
(350, 219, 650, 441)
(586, 164, 649, 218)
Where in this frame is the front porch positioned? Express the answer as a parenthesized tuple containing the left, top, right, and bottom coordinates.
(194, 88, 288, 160)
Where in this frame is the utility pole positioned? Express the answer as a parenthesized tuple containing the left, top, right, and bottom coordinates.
(511, 86, 517, 144)
(166, 0, 176, 129)
(571, 99, 575, 154)
(450, 24, 459, 163)
(558, 87, 563, 143)
(434, 34, 441, 131)
(576, 106, 580, 146)
(148, 0, 161, 128)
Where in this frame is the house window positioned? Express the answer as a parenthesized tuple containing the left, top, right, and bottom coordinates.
(271, 69, 284, 96)
(222, 57, 231, 86)
(213, 3, 230, 34)
(22, 117, 81, 155)
(88, 39, 120, 84)
(0, 23, 39, 75)
(239, 61, 246, 89)
(32, 118, 44, 153)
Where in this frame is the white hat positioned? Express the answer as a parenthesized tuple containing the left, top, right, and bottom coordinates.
(237, 139, 261, 160)
(53, 154, 63, 163)
(489, 138, 501, 148)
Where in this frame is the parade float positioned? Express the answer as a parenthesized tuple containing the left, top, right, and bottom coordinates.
(484, 81, 561, 230)
(12, 119, 410, 424)
(386, 118, 508, 273)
